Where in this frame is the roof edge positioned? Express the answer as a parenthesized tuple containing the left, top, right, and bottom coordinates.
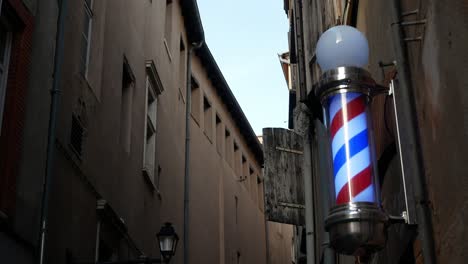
(180, 0, 205, 43)
(196, 43, 264, 165)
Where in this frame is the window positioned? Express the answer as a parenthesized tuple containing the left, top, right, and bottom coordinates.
(234, 141, 241, 177)
(241, 155, 248, 188)
(98, 240, 119, 262)
(179, 38, 186, 97)
(203, 96, 213, 141)
(257, 174, 264, 211)
(215, 114, 223, 155)
(70, 114, 85, 158)
(80, 0, 93, 77)
(249, 167, 257, 202)
(164, 0, 173, 50)
(143, 60, 163, 186)
(143, 77, 157, 182)
(96, 200, 131, 261)
(225, 128, 232, 166)
(120, 58, 135, 153)
(234, 196, 238, 225)
(190, 76, 200, 124)
(0, 22, 11, 133)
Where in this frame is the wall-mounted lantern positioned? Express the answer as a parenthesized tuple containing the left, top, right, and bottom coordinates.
(314, 25, 389, 256)
(157, 222, 179, 262)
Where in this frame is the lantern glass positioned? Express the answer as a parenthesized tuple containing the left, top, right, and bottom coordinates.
(323, 91, 379, 206)
(159, 235, 174, 253)
(157, 222, 179, 261)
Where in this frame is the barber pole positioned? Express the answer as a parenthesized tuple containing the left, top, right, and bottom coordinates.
(318, 68, 388, 256)
(328, 92, 375, 204)
(314, 24, 388, 256)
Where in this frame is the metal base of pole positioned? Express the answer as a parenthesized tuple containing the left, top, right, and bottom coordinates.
(325, 203, 388, 256)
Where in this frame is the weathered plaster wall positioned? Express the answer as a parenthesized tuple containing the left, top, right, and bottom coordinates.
(302, 0, 468, 262)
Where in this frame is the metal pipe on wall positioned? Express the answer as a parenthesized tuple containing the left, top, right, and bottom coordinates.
(264, 217, 271, 264)
(183, 40, 203, 264)
(389, 1, 436, 263)
(313, 119, 335, 264)
(95, 220, 102, 262)
(292, 0, 315, 259)
(294, 0, 307, 101)
(302, 114, 316, 264)
(37, 0, 68, 263)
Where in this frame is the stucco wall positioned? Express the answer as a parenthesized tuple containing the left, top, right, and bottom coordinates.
(9, 0, 273, 264)
(296, 0, 468, 262)
(266, 222, 294, 264)
(405, 1, 468, 262)
(358, 0, 468, 262)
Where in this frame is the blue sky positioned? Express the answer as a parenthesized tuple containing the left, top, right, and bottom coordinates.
(197, 0, 290, 135)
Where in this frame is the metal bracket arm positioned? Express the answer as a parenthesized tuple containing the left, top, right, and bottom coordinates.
(388, 211, 410, 225)
(71, 258, 164, 264)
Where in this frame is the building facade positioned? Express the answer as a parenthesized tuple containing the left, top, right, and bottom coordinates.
(282, 0, 468, 263)
(0, 0, 292, 263)
(0, 0, 35, 262)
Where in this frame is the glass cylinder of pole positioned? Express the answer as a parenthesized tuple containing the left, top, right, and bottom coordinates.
(324, 91, 377, 205)
(316, 66, 388, 256)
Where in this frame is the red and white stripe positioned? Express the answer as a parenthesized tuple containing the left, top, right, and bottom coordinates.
(328, 92, 375, 204)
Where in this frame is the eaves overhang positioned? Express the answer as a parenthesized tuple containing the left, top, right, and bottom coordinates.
(180, 0, 205, 43)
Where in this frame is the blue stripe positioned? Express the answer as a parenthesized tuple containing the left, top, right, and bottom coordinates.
(333, 129, 370, 177)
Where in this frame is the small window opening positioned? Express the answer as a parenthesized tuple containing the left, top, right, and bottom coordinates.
(70, 114, 84, 158)
(215, 114, 223, 155)
(203, 96, 213, 141)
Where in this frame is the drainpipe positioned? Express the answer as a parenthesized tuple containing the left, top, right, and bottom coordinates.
(302, 113, 315, 264)
(294, 0, 307, 102)
(183, 40, 203, 264)
(264, 217, 270, 264)
(313, 119, 335, 264)
(293, 0, 315, 260)
(389, 1, 436, 263)
(37, 0, 68, 263)
(94, 220, 102, 262)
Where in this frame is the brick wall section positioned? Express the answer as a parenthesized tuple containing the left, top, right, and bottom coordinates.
(0, 0, 34, 216)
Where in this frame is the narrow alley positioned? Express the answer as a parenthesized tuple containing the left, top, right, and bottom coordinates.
(0, 1, 467, 264)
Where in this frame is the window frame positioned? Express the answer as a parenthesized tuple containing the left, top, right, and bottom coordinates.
(0, 21, 11, 134)
(142, 75, 158, 185)
(142, 60, 163, 189)
(81, 0, 94, 78)
(69, 114, 85, 159)
(164, 0, 173, 47)
(215, 114, 223, 155)
(203, 95, 213, 142)
(120, 58, 135, 153)
(190, 76, 201, 124)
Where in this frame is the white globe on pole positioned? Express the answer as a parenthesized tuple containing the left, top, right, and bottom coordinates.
(316, 25, 369, 72)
